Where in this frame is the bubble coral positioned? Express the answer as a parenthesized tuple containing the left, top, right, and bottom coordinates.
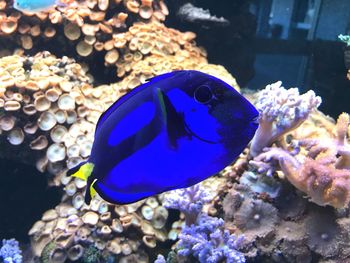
(249, 81, 321, 157)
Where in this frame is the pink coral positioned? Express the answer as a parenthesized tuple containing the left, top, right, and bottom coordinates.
(297, 113, 350, 170)
(252, 147, 350, 208)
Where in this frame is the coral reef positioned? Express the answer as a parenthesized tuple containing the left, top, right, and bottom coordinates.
(219, 82, 350, 262)
(251, 113, 350, 208)
(252, 147, 350, 208)
(0, 52, 102, 181)
(249, 81, 321, 158)
(222, 183, 350, 262)
(163, 183, 245, 263)
(0, 5, 239, 260)
(163, 183, 213, 226)
(0, 0, 168, 57)
(1, 1, 350, 263)
(177, 215, 245, 263)
(0, 46, 237, 183)
(0, 239, 22, 263)
(29, 177, 170, 261)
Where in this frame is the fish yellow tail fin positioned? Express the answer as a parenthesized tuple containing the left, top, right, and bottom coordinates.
(67, 162, 97, 205)
(68, 162, 95, 181)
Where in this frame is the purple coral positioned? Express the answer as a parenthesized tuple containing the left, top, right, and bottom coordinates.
(0, 239, 22, 263)
(178, 215, 245, 263)
(249, 81, 321, 157)
(163, 183, 213, 225)
(154, 254, 166, 263)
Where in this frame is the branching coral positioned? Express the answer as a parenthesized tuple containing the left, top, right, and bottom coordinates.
(249, 81, 321, 157)
(0, 239, 22, 263)
(177, 215, 245, 263)
(163, 183, 213, 226)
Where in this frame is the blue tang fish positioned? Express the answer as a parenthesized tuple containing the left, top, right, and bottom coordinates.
(13, 0, 65, 12)
(68, 70, 259, 204)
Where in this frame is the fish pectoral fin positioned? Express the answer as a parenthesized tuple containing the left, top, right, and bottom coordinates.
(156, 88, 168, 125)
(70, 162, 95, 181)
(155, 88, 190, 148)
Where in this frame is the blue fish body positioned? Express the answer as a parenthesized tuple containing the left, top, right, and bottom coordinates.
(69, 70, 259, 204)
(13, 0, 60, 12)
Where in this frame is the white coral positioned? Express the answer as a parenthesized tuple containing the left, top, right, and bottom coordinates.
(250, 81, 321, 157)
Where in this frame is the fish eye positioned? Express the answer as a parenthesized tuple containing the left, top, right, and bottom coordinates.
(194, 85, 213, 104)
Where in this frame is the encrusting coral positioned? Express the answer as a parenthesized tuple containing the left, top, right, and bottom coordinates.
(305, 209, 341, 258)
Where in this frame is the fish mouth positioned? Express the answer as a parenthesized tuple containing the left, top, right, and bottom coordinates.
(183, 121, 218, 144)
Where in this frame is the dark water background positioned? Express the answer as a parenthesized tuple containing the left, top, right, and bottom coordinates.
(1, 0, 350, 244)
(166, 0, 350, 118)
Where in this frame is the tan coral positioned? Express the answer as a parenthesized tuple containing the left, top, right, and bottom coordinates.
(0, 53, 101, 181)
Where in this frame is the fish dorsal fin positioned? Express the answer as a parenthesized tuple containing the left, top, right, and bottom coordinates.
(95, 71, 181, 135)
